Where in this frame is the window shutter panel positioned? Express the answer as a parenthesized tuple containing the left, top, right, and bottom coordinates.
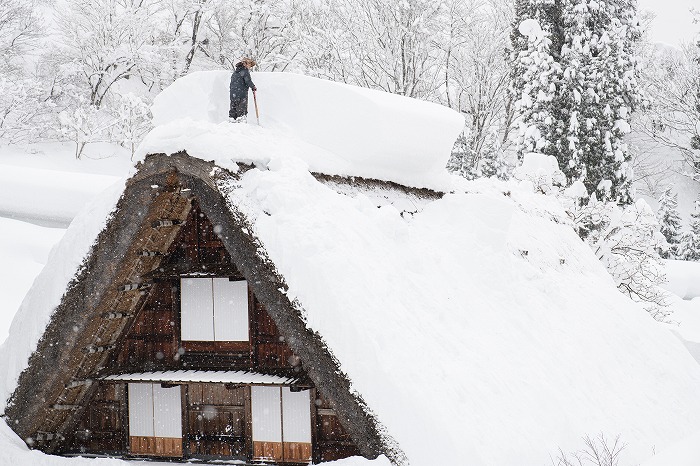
(180, 278, 214, 341)
(213, 278, 249, 341)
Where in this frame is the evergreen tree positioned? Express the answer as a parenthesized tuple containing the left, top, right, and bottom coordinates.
(510, 0, 642, 204)
(510, 2, 563, 162)
(478, 127, 511, 180)
(678, 197, 700, 261)
(656, 184, 683, 258)
(446, 132, 478, 180)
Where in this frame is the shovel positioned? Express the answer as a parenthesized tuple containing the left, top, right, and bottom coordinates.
(253, 90, 260, 125)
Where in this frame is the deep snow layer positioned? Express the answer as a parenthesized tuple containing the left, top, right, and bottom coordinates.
(145, 71, 464, 188)
(229, 162, 700, 466)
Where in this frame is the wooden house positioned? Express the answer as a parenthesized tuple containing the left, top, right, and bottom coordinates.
(2, 153, 422, 464)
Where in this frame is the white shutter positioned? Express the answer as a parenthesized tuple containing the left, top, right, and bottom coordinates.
(128, 383, 154, 437)
(213, 278, 249, 341)
(282, 388, 312, 443)
(180, 278, 214, 341)
(153, 384, 182, 438)
(251, 386, 282, 442)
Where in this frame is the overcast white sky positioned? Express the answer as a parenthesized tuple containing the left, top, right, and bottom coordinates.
(638, 0, 698, 46)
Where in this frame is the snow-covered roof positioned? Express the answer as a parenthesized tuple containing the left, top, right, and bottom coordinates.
(139, 71, 464, 189)
(103, 370, 299, 385)
(3, 72, 700, 466)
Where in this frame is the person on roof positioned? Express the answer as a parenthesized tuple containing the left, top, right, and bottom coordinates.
(229, 58, 257, 122)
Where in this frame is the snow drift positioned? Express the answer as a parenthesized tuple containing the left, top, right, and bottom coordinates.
(147, 71, 464, 187)
(228, 164, 700, 466)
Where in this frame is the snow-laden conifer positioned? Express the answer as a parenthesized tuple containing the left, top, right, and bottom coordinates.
(510, 7, 562, 162)
(678, 197, 700, 261)
(560, 0, 642, 204)
(511, 0, 643, 204)
(656, 184, 683, 259)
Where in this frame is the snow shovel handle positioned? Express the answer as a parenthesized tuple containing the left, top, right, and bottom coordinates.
(253, 90, 260, 125)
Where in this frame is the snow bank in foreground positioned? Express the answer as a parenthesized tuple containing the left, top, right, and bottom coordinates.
(229, 160, 700, 466)
(147, 71, 464, 187)
(0, 179, 126, 409)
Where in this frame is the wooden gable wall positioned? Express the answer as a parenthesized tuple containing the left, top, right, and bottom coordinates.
(64, 199, 360, 462)
(109, 201, 296, 374)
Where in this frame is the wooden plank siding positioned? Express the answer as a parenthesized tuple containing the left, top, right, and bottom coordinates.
(62, 201, 360, 463)
(68, 383, 125, 454)
(111, 201, 297, 374)
(314, 392, 362, 463)
(186, 383, 247, 458)
(129, 436, 182, 457)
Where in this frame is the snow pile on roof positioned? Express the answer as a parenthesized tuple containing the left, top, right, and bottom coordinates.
(227, 159, 700, 465)
(142, 71, 464, 188)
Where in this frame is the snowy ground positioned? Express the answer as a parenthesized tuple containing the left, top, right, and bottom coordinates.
(2, 72, 700, 465)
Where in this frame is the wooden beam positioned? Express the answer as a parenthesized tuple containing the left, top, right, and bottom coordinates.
(82, 344, 115, 354)
(137, 250, 163, 257)
(101, 311, 133, 320)
(117, 282, 151, 292)
(64, 379, 93, 389)
(50, 404, 81, 411)
(151, 219, 182, 228)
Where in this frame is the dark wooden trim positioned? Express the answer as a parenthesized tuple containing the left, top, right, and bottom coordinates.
(180, 341, 250, 352)
(244, 386, 252, 460)
(310, 387, 319, 464)
(122, 382, 130, 454)
(181, 382, 189, 458)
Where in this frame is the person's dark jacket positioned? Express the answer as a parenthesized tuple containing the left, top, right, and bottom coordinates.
(229, 63, 256, 101)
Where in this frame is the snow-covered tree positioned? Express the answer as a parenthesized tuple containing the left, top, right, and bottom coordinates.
(510, 13, 562, 163)
(515, 154, 670, 319)
(109, 93, 152, 159)
(559, 0, 642, 204)
(0, 1, 52, 143)
(656, 184, 683, 258)
(477, 127, 511, 180)
(0, 0, 43, 71)
(567, 194, 669, 318)
(447, 132, 478, 180)
(58, 99, 116, 159)
(511, 0, 643, 204)
(678, 197, 700, 261)
(640, 42, 700, 181)
(198, 0, 303, 72)
(300, 0, 444, 99)
(438, 0, 515, 166)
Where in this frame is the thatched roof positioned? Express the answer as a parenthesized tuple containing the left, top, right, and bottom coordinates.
(3, 152, 431, 463)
